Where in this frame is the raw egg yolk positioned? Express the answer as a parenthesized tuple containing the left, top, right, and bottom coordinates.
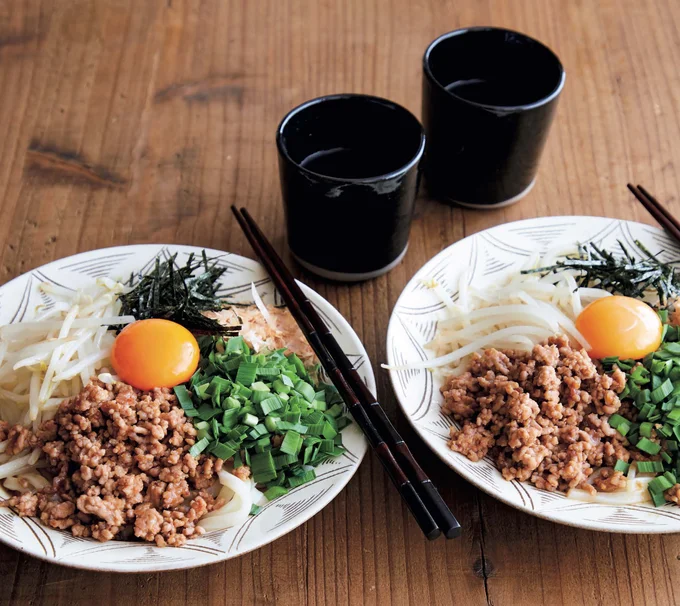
(111, 319, 200, 391)
(575, 296, 662, 360)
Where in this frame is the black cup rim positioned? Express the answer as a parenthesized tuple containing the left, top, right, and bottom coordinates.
(423, 27, 566, 112)
(276, 93, 426, 184)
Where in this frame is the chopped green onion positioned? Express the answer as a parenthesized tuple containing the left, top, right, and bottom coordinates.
(272, 379, 291, 395)
(259, 395, 283, 416)
(640, 422, 654, 438)
(638, 403, 654, 420)
(264, 415, 278, 432)
(649, 411, 664, 423)
(635, 389, 649, 407)
(295, 380, 316, 403)
(326, 403, 344, 418)
(288, 353, 307, 377)
(251, 451, 277, 483)
(652, 359, 669, 375)
(652, 378, 674, 403)
(225, 336, 247, 354)
(608, 414, 628, 429)
(181, 336, 351, 511)
(280, 431, 303, 456)
(278, 373, 294, 387)
(236, 362, 258, 386)
(254, 435, 272, 453)
(304, 410, 324, 424)
(224, 357, 243, 372)
(288, 469, 316, 488)
(210, 442, 237, 459)
(264, 486, 289, 501)
(221, 409, 240, 431)
(636, 437, 662, 455)
(208, 376, 231, 393)
(630, 366, 650, 383)
(174, 385, 194, 409)
(257, 366, 280, 377)
(649, 475, 673, 494)
(643, 352, 654, 370)
(320, 439, 336, 454)
(224, 396, 241, 410)
(189, 436, 210, 457)
(636, 460, 665, 473)
(251, 389, 271, 404)
(651, 491, 667, 507)
(614, 459, 630, 474)
(267, 471, 286, 488)
(283, 411, 301, 424)
(273, 420, 306, 433)
(663, 342, 680, 355)
(196, 403, 223, 421)
(248, 424, 269, 439)
(306, 422, 325, 436)
(274, 453, 298, 469)
(617, 421, 631, 437)
(242, 413, 259, 427)
(659, 424, 674, 438)
(321, 420, 338, 439)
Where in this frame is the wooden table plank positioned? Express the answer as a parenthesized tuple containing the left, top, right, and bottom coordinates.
(1, 0, 680, 604)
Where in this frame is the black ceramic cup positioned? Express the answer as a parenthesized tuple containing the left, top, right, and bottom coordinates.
(276, 94, 425, 281)
(422, 27, 565, 208)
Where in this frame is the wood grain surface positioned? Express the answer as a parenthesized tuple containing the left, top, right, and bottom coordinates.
(1, 0, 680, 604)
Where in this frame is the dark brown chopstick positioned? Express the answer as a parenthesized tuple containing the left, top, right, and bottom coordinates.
(232, 206, 454, 540)
(628, 184, 680, 242)
(235, 207, 461, 540)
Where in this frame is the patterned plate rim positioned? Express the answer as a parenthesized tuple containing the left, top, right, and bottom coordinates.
(386, 216, 680, 534)
(0, 244, 373, 570)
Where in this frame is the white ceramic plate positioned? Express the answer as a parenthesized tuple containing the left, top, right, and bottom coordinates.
(387, 216, 680, 533)
(0, 245, 371, 570)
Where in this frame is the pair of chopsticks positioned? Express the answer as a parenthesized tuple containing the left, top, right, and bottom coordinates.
(628, 184, 680, 241)
(231, 206, 461, 540)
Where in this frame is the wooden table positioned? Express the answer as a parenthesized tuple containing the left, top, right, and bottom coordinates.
(1, 0, 680, 604)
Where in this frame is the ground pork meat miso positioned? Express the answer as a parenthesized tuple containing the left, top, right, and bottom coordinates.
(3, 380, 230, 546)
(441, 335, 638, 493)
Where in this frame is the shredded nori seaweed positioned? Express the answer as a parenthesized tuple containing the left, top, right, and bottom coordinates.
(522, 240, 680, 307)
(118, 251, 239, 333)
